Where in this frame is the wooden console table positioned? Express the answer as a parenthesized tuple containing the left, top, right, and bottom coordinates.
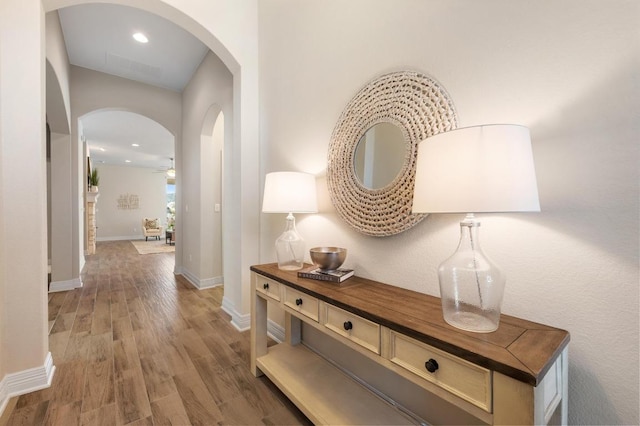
(250, 263, 569, 425)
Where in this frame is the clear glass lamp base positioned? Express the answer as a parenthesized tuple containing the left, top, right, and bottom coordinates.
(275, 213, 305, 271)
(439, 214, 505, 334)
(441, 301, 500, 333)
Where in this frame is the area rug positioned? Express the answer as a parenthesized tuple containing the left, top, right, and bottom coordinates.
(131, 239, 175, 255)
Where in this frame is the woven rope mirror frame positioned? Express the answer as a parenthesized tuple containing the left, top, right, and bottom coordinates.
(327, 71, 458, 237)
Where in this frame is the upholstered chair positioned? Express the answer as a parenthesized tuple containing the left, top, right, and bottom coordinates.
(142, 218, 163, 241)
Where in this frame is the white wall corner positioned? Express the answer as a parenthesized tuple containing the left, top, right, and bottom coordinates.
(0, 352, 55, 416)
(48, 277, 82, 293)
(222, 295, 250, 331)
(179, 269, 200, 289)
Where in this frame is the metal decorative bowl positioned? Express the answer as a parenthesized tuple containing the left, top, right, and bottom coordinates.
(310, 247, 347, 272)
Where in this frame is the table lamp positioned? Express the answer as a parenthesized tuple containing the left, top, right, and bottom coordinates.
(262, 171, 318, 271)
(412, 124, 540, 333)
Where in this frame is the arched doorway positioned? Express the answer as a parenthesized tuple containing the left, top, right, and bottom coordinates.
(81, 109, 175, 247)
(199, 107, 225, 286)
(42, 0, 259, 328)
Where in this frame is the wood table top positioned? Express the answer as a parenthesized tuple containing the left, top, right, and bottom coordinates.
(251, 263, 570, 386)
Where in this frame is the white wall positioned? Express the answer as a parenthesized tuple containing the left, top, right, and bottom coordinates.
(45, 11, 70, 134)
(95, 165, 168, 241)
(259, 1, 639, 424)
(0, 0, 49, 385)
(50, 132, 74, 282)
(181, 52, 231, 289)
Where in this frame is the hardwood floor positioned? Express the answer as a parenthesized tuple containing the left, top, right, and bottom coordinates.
(3, 241, 311, 426)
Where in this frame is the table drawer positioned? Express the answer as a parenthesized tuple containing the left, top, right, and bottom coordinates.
(284, 287, 319, 322)
(388, 331, 491, 412)
(255, 275, 281, 301)
(323, 304, 380, 354)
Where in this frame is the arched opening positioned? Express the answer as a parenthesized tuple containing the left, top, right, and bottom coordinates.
(46, 59, 75, 292)
(42, 0, 260, 330)
(199, 106, 225, 287)
(80, 109, 175, 248)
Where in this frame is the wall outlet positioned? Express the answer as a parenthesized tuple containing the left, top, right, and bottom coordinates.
(215, 203, 220, 212)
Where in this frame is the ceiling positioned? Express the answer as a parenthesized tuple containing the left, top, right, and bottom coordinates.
(57, 3, 209, 170)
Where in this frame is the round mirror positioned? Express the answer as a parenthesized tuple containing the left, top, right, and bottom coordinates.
(327, 71, 458, 237)
(353, 122, 406, 190)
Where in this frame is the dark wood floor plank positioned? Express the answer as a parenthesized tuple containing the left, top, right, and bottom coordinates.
(139, 355, 177, 403)
(81, 360, 115, 413)
(114, 367, 152, 425)
(79, 403, 118, 426)
(49, 312, 76, 334)
(217, 396, 263, 426)
(3, 401, 49, 426)
(48, 330, 71, 363)
(71, 312, 93, 335)
(43, 401, 82, 426)
(87, 332, 113, 363)
(192, 357, 242, 406)
(178, 328, 214, 361)
(200, 332, 243, 369)
(173, 369, 224, 425)
(112, 337, 140, 381)
(149, 392, 191, 425)
(50, 360, 86, 406)
(47, 292, 68, 322)
(231, 364, 286, 418)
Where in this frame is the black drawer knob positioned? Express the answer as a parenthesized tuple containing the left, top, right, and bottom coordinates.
(263, 283, 269, 290)
(425, 358, 439, 373)
(343, 321, 353, 331)
(295, 298, 303, 306)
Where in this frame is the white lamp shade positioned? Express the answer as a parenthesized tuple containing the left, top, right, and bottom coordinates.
(262, 171, 318, 213)
(412, 124, 540, 213)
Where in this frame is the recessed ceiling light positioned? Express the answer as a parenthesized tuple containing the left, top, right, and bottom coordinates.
(133, 32, 148, 43)
(99, 147, 106, 151)
(131, 143, 140, 147)
(125, 160, 131, 163)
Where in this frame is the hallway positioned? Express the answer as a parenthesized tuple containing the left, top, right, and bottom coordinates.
(3, 241, 309, 425)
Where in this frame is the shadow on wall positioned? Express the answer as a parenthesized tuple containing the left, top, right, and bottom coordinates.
(530, 57, 639, 266)
(570, 363, 621, 425)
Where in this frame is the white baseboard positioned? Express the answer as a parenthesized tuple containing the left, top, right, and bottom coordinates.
(0, 352, 55, 417)
(222, 296, 250, 331)
(48, 277, 82, 293)
(178, 273, 248, 332)
(267, 319, 285, 343)
(179, 269, 223, 290)
(96, 235, 145, 242)
(218, 300, 282, 339)
(199, 276, 223, 289)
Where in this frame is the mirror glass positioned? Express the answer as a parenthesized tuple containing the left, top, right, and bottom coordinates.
(353, 123, 406, 189)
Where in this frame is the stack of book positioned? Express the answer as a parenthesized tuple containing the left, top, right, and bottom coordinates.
(298, 267, 355, 284)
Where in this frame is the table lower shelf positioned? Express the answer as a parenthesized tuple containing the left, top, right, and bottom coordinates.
(256, 342, 419, 425)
